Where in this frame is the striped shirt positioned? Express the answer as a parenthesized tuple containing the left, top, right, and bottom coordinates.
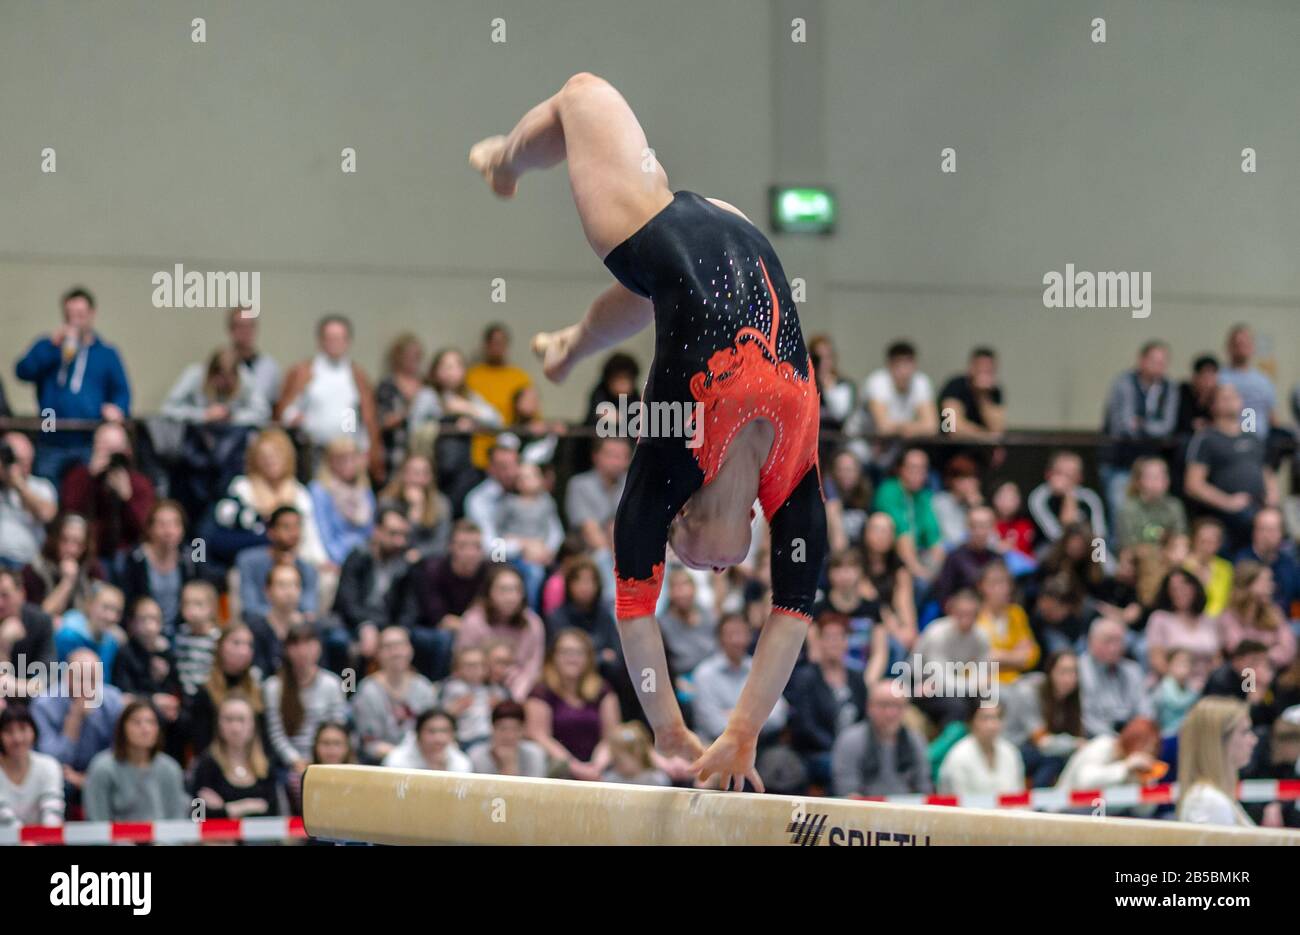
(173, 627, 218, 696)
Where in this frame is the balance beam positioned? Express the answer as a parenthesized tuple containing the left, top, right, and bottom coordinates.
(301, 765, 1300, 846)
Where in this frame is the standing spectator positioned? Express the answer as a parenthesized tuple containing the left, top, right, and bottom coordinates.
(408, 348, 502, 510)
(21, 513, 102, 617)
(1177, 696, 1262, 827)
(1217, 562, 1296, 671)
(32, 650, 125, 797)
(1235, 507, 1300, 617)
(119, 500, 197, 632)
(331, 505, 418, 671)
(1175, 354, 1219, 437)
(465, 323, 534, 470)
(936, 703, 1025, 796)
(564, 437, 630, 553)
(1115, 456, 1187, 550)
(976, 559, 1039, 683)
(226, 307, 282, 411)
(1001, 651, 1085, 787)
(264, 625, 348, 778)
(0, 432, 58, 568)
(310, 437, 376, 568)
(60, 422, 155, 565)
(1099, 340, 1179, 518)
(1184, 383, 1275, 549)
(938, 347, 1006, 437)
(525, 629, 619, 781)
(408, 520, 489, 679)
(0, 707, 64, 827)
(352, 626, 437, 763)
(53, 583, 124, 674)
(1027, 450, 1108, 546)
(1079, 617, 1154, 736)
(456, 564, 546, 701)
(190, 695, 280, 819)
(830, 679, 931, 798)
(15, 287, 131, 482)
(275, 314, 384, 482)
(0, 568, 56, 674)
(1145, 569, 1219, 681)
(382, 708, 473, 772)
(823, 448, 873, 553)
(786, 615, 867, 787)
(233, 504, 321, 621)
(374, 333, 426, 481)
(931, 506, 1000, 609)
(874, 447, 944, 583)
(860, 340, 938, 447)
(82, 700, 188, 822)
(160, 346, 270, 426)
(468, 700, 549, 777)
(379, 454, 452, 558)
(692, 613, 790, 743)
(463, 442, 520, 545)
(1218, 324, 1278, 436)
(1183, 517, 1234, 615)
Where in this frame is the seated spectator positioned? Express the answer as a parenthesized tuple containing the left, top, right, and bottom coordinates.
(83, 700, 188, 821)
(379, 454, 452, 558)
(1002, 651, 1085, 787)
(936, 703, 1025, 796)
(275, 313, 383, 481)
(15, 287, 131, 482)
(1035, 522, 1102, 610)
(544, 555, 620, 665)
(1027, 450, 1108, 546)
(912, 590, 992, 728)
(786, 615, 867, 787)
(190, 695, 280, 819)
(463, 441, 519, 544)
(508, 383, 565, 464)
(309, 437, 376, 568)
(0, 707, 64, 827)
(353, 626, 437, 763)
(310, 722, 355, 771)
(465, 323, 534, 469)
(1079, 618, 1154, 737)
(217, 427, 328, 570)
(1056, 716, 1164, 793)
(830, 679, 930, 797)
(264, 625, 348, 779)
(1183, 517, 1233, 615)
(54, 583, 124, 673)
(467, 700, 548, 777)
(1243, 706, 1300, 828)
(991, 481, 1035, 559)
(408, 520, 489, 680)
(564, 437, 630, 553)
(374, 333, 426, 481)
(1145, 569, 1219, 681)
(0, 568, 56, 676)
(1184, 383, 1275, 549)
(861, 340, 938, 451)
(226, 306, 281, 411)
(382, 708, 472, 772)
(245, 563, 306, 677)
(1091, 546, 1144, 633)
(1099, 340, 1179, 519)
(60, 421, 155, 565)
(408, 348, 502, 509)
(457, 564, 545, 701)
(938, 346, 1006, 438)
(693, 613, 789, 743)
(161, 346, 269, 426)
(1235, 507, 1300, 617)
(1115, 456, 1187, 551)
(0, 432, 58, 569)
(1203, 640, 1270, 707)
(823, 448, 873, 553)
(439, 646, 508, 750)
(330, 505, 417, 673)
(1217, 562, 1296, 671)
(497, 461, 564, 604)
(110, 597, 181, 720)
(32, 651, 124, 798)
(184, 623, 264, 757)
(931, 505, 1000, 609)
(602, 721, 670, 786)
(1151, 649, 1201, 737)
(1175, 354, 1218, 437)
(873, 447, 944, 582)
(119, 499, 198, 632)
(808, 335, 859, 463)
(525, 629, 619, 781)
(173, 579, 222, 697)
(811, 553, 888, 681)
(1028, 573, 1087, 656)
(657, 567, 718, 677)
(930, 455, 986, 548)
(1177, 696, 1261, 827)
(862, 512, 917, 647)
(975, 559, 1038, 684)
(233, 504, 321, 621)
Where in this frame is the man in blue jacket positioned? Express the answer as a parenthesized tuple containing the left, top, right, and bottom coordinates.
(14, 287, 131, 482)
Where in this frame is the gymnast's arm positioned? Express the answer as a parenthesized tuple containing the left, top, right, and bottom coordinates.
(563, 281, 654, 365)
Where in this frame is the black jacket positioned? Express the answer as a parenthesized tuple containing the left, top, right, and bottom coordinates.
(331, 547, 417, 633)
(784, 662, 867, 754)
(119, 545, 200, 629)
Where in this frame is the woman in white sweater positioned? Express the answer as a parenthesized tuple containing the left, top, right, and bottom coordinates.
(937, 703, 1025, 797)
(0, 708, 64, 827)
(1056, 716, 1162, 792)
(1177, 697, 1264, 827)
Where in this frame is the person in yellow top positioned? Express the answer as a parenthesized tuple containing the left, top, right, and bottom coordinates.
(464, 323, 534, 468)
(1182, 517, 1234, 616)
(976, 559, 1040, 684)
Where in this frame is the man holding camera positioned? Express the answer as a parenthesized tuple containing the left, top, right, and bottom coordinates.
(60, 423, 155, 565)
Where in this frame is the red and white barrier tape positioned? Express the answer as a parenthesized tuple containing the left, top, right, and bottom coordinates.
(3, 779, 1297, 844)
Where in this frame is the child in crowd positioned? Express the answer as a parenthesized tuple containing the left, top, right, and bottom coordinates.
(1152, 648, 1200, 736)
(498, 462, 564, 567)
(439, 646, 508, 749)
(601, 722, 670, 786)
(173, 580, 222, 696)
(111, 596, 181, 719)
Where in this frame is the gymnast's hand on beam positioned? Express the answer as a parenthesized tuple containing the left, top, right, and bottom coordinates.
(692, 727, 763, 794)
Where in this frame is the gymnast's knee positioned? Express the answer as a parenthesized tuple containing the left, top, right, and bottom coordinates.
(560, 71, 614, 102)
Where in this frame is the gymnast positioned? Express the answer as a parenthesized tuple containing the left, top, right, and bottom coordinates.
(469, 73, 826, 792)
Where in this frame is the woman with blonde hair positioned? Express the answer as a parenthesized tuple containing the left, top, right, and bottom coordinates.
(1217, 561, 1297, 670)
(524, 628, 619, 781)
(309, 436, 376, 567)
(216, 427, 327, 566)
(189, 695, 280, 819)
(602, 721, 670, 785)
(379, 452, 451, 557)
(1177, 697, 1258, 827)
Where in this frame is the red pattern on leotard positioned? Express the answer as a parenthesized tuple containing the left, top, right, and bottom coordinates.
(615, 561, 665, 620)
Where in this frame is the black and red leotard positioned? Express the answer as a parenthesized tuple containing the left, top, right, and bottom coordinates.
(602, 190, 827, 622)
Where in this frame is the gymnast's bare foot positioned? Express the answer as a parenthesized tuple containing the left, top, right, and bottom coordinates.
(531, 324, 582, 383)
(468, 134, 518, 198)
(654, 722, 707, 768)
(692, 727, 763, 793)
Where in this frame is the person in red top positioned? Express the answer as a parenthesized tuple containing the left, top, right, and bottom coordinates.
(992, 480, 1035, 558)
(470, 73, 827, 792)
(59, 422, 155, 563)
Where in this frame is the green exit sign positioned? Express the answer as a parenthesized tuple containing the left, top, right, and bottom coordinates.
(770, 186, 836, 234)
